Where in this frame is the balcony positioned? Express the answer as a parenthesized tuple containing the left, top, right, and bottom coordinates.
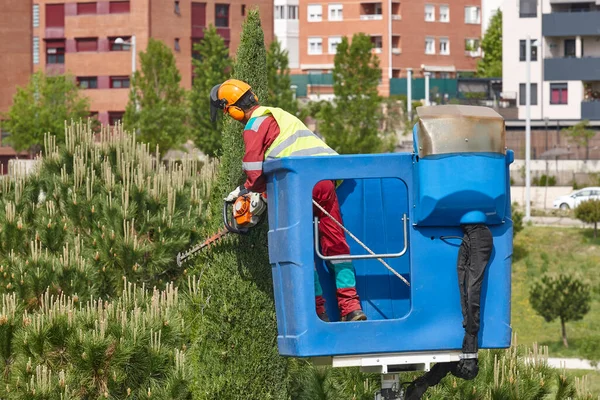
(542, 11, 600, 36)
(360, 14, 383, 20)
(582, 101, 600, 120)
(360, 2, 383, 20)
(465, 49, 482, 57)
(544, 57, 600, 81)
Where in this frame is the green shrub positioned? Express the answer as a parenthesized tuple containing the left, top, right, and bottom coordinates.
(512, 209, 524, 237)
(575, 199, 600, 238)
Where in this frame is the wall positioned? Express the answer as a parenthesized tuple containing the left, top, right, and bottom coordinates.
(510, 159, 600, 186)
(0, 0, 33, 114)
(583, 37, 600, 57)
(510, 186, 573, 209)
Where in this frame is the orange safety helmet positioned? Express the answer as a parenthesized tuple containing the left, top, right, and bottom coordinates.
(210, 79, 259, 122)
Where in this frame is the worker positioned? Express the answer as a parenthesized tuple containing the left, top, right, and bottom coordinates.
(209, 78, 367, 322)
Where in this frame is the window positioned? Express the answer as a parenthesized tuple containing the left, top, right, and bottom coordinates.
(519, 83, 538, 105)
(371, 36, 383, 50)
(174, 0, 180, 14)
(440, 5, 449, 22)
(46, 40, 65, 64)
(109, 36, 131, 51)
(1, 128, 10, 147)
(308, 37, 323, 54)
(425, 37, 435, 54)
(174, 38, 180, 51)
(550, 83, 568, 105)
(46, 4, 65, 28)
(465, 38, 480, 52)
(110, 76, 130, 88)
(564, 39, 576, 58)
(464, 6, 480, 24)
(77, 77, 98, 89)
(308, 4, 322, 21)
(215, 4, 229, 27)
(425, 4, 435, 21)
(519, 39, 537, 61)
(191, 2, 206, 28)
(242, 4, 246, 16)
(288, 5, 298, 19)
(77, 2, 97, 14)
(33, 4, 39, 27)
(76, 38, 98, 52)
(275, 5, 285, 19)
(108, 112, 125, 126)
(329, 36, 342, 54)
(519, 0, 537, 17)
(109, 1, 130, 13)
(33, 37, 39, 64)
(440, 37, 450, 55)
(329, 4, 343, 21)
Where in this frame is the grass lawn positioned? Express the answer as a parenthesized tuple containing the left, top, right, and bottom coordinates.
(512, 225, 600, 358)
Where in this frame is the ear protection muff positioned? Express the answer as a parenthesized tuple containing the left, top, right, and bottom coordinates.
(224, 91, 259, 121)
(225, 104, 246, 121)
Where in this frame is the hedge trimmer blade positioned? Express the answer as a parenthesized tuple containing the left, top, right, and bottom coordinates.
(176, 228, 230, 267)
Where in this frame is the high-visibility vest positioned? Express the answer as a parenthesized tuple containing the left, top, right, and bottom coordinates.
(247, 106, 338, 160)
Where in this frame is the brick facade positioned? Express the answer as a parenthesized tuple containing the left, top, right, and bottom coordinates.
(30, 0, 273, 125)
(298, 0, 482, 95)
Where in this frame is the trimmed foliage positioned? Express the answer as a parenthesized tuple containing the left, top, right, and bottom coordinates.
(186, 8, 289, 399)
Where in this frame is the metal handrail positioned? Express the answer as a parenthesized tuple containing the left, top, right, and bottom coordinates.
(313, 214, 408, 261)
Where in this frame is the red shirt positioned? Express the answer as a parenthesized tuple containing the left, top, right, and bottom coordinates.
(242, 115, 280, 192)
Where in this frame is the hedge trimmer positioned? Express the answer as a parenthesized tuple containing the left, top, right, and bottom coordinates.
(176, 192, 267, 266)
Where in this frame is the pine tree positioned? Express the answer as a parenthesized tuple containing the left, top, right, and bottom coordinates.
(124, 38, 189, 157)
(189, 25, 233, 157)
(267, 39, 298, 115)
(187, 8, 289, 399)
(1, 71, 91, 153)
(317, 34, 393, 154)
(477, 10, 502, 78)
(0, 119, 221, 397)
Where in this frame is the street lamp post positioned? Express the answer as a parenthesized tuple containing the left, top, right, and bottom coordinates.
(525, 36, 538, 222)
(115, 35, 136, 75)
(114, 35, 138, 112)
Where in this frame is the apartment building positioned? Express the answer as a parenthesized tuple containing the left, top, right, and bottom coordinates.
(28, 0, 273, 126)
(502, 0, 600, 122)
(297, 0, 483, 94)
(0, 0, 33, 168)
(275, 0, 300, 70)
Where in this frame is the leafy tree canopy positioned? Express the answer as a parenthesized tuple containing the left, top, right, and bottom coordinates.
(2, 71, 90, 153)
(124, 38, 189, 157)
(477, 10, 502, 78)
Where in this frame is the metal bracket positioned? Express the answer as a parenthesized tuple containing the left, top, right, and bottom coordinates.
(313, 214, 409, 261)
(311, 350, 463, 374)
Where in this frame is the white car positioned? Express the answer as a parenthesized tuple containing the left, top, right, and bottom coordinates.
(553, 187, 600, 210)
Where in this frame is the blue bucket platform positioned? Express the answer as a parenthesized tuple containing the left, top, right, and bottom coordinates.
(263, 105, 514, 358)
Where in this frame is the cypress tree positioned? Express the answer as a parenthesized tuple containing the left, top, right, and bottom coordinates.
(189, 25, 233, 157)
(187, 8, 289, 399)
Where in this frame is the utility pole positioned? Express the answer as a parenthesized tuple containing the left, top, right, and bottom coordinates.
(525, 36, 532, 222)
